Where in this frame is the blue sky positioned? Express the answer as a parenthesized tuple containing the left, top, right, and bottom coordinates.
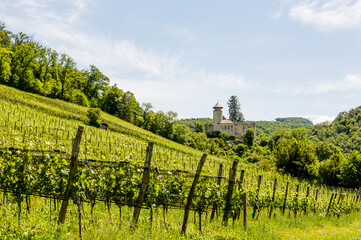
(1, 0, 361, 124)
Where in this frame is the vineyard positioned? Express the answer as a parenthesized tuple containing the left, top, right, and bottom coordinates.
(1, 85, 361, 239)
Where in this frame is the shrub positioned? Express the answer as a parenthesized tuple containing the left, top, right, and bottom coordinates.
(87, 108, 101, 127)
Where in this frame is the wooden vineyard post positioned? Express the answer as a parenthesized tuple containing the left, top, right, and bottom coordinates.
(181, 153, 207, 235)
(252, 175, 262, 219)
(210, 163, 223, 221)
(243, 192, 247, 230)
(282, 182, 289, 215)
(326, 193, 335, 217)
(222, 160, 239, 226)
(314, 189, 319, 213)
(268, 178, 277, 219)
(58, 125, 84, 224)
(238, 170, 245, 190)
(131, 142, 154, 227)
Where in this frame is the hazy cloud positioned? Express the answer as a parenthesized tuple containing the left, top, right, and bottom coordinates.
(303, 115, 335, 124)
(310, 74, 361, 93)
(275, 0, 361, 31)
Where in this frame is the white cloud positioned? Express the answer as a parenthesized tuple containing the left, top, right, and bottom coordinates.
(276, 0, 361, 31)
(303, 115, 335, 124)
(0, 0, 257, 92)
(269, 74, 361, 95)
(309, 74, 361, 93)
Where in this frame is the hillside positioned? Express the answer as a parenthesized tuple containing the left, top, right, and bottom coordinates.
(311, 106, 361, 153)
(2, 83, 361, 239)
(179, 117, 313, 136)
(0, 84, 227, 173)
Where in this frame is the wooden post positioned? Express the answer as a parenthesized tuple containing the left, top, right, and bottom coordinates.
(77, 196, 83, 240)
(181, 153, 207, 235)
(222, 160, 239, 226)
(326, 193, 334, 217)
(268, 178, 277, 218)
(314, 189, 319, 213)
(131, 142, 154, 227)
(210, 163, 223, 221)
(239, 170, 245, 189)
(58, 125, 84, 224)
(282, 182, 289, 215)
(243, 192, 247, 230)
(252, 175, 262, 219)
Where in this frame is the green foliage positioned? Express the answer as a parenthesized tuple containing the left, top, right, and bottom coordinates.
(315, 141, 340, 161)
(256, 120, 312, 137)
(177, 118, 212, 132)
(235, 144, 246, 157)
(87, 108, 101, 127)
(275, 138, 318, 179)
(341, 151, 361, 188)
(242, 128, 255, 147)
(219, 132, 230, 141)
(195, 122, 205, 133)
(72, 89, 89, 106)
(276, 117, 313, 125)
(318, 152, 344, 186)
(310, 106, 361, 153)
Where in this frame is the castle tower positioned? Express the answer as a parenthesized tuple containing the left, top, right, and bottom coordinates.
(213, 102, 223, 131)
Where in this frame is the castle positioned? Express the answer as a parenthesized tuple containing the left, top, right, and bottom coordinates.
(205, 102, 256, 140)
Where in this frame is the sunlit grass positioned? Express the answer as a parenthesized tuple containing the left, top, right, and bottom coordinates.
(2, 195, 361, 239)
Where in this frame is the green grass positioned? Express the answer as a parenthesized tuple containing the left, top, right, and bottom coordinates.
(2, 195, 361, 240)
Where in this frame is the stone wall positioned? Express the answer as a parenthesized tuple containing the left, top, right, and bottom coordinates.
(233, 122, 256, 139)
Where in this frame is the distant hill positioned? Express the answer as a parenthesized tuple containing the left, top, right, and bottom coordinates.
(275, 117, 313, 125)
(179, 117, 313, 136)
(256, 120, 312, 136)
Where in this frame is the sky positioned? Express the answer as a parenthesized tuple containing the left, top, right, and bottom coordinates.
(1, 0, 361, 124)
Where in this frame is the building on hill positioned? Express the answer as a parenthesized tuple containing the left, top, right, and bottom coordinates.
(205, 102, 256, 139)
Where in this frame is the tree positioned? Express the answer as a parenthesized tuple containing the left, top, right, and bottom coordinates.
(101, 85, 123, 115)
(118, 91, 141, 124)
(87, 108, 101, 127)
(275, 138, 318, 179)
(242, 128, 255, 147)
(57, 53, 76, 100)
(195, 122, 205, 133)
(82, 65, 109, 106)
(227, 95, 244, 121)
(341, 150, 361, 188)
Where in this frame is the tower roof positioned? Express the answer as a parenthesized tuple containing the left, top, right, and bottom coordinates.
(213, 102, 223, 109)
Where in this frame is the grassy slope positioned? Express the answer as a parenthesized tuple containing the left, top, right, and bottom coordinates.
(1, 84, 361, 238)
(0, 84, 218, 158)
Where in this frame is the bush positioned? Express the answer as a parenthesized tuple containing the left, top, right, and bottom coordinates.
(73, 90, 89, 106)
(275, 138, 318, 179)
(242, 128, 255, 147)
(87, 108, 101, 127)
(341, 150, 361, 188)
(318, 153, 343, 186)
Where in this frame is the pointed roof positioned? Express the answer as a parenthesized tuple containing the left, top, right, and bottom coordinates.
(213, 102, 223, 109)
